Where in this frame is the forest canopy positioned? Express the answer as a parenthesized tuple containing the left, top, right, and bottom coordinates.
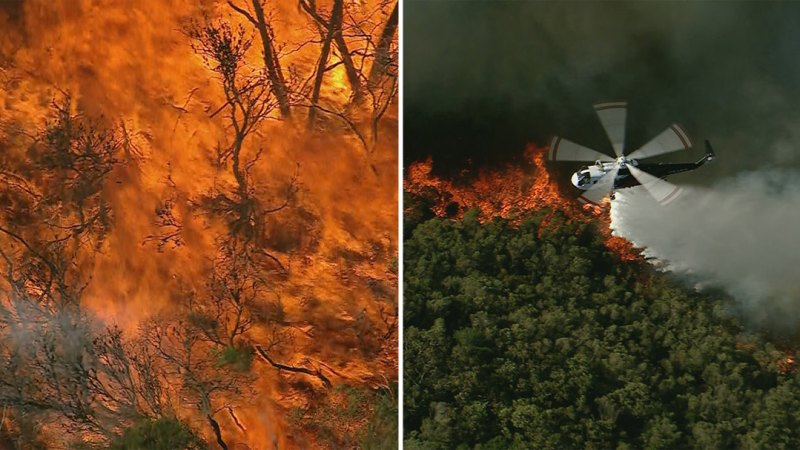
(404, 203, 800, 449)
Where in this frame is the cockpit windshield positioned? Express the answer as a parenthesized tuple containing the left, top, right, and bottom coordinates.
(577, 171, 591, 186)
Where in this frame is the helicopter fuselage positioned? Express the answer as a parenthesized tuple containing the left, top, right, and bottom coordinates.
(571, 152, 714, 191)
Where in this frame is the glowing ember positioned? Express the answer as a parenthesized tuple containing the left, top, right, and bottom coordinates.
(779, 355, 797, 375)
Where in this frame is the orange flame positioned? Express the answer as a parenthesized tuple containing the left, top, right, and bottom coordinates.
(405, 144, 641, 261)
(778, 354, 797, 375)
(1, 0, 397, 447)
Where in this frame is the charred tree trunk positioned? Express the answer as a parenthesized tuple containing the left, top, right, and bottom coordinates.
(307, 0, 343, 130)
(251, 0, 291, 117)
(231, 132, 247, 196)
(335, 31, 362, 103)
(371, 74, 397, 146)
(207, 414, 229, 450)
(368, 1, 398, 88)
(299, 0, 362, 103)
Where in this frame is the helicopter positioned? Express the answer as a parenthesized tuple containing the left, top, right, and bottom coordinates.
(549, 102, 715, 205)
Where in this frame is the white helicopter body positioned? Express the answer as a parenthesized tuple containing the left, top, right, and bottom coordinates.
(550, 102, 714, 205)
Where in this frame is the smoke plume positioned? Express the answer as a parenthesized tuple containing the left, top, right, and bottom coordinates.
(610, 172, 800, 333)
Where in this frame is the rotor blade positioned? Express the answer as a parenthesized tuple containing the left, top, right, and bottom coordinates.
(626, 124, 692, 160)
(627, 165, 683, 205)
(594, 102, 627, 157)
(578, 166, 619, 205)
(549, 136, 610, 162)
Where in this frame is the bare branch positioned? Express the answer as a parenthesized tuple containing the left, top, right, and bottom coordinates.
(254, 345, 332, 388)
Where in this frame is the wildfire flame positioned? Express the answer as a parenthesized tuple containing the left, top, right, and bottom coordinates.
(0, 0, 397, 448)
(404, 145, 641, 262)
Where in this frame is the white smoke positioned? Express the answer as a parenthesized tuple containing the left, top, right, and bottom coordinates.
(610, 171, 800, 332)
